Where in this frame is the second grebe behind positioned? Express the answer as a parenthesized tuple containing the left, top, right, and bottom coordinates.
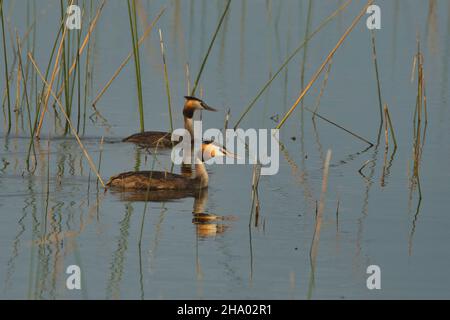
(122, 96, 217, 148)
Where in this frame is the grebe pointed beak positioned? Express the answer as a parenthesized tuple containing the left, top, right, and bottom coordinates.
(200, 102, 217, 112)
(222, 147, 239, 159)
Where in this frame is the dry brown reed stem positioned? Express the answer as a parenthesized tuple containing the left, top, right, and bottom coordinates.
(310, 149, 332, 265)
(305, 106, 374, 146)
(384, 103, 397, 149)
(70, 0, 105, 75)
(371, 30, 383, 126)
(276, 0, 374, 129)
(234, 0, 352, 129)
(91, 7, 165, 107)
(35, 0, 74, 138)
(29, 52, 106, 188)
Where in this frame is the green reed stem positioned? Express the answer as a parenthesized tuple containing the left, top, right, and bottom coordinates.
(234, 0, 351, 129)
(158, 29, 173, 133)
(16, 33, 37, 171)
(0, 0, 11, 134)
(191, 0, 231, 96)
(127, 0, 145, 132)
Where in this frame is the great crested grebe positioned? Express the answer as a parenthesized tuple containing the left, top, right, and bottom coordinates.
(106, 142, 233, 191)
(122, 96, 217, 148)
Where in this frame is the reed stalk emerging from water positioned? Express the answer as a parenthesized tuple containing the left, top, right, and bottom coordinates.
(308, 149, 332, 299)
(158, 29, 173, 133)
(0, 0, 11, 134)
(127, 0, 145, 132)
(16, 32, 37, 171)
(383, 103, 397, 149)
(29, 53, 106, 188)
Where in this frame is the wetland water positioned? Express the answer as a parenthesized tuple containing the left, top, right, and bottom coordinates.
(1, 0, 450, 299)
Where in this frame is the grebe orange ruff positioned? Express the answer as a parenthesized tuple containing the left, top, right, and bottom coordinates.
(106, 142, 234, 191)
(122, 96, 217, 148)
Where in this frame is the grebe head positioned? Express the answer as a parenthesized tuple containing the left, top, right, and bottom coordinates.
(183, 96, 217, 118)
(200, 141, 237, 162)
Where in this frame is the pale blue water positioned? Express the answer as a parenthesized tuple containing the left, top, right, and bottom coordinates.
(0, 0, 449, 299)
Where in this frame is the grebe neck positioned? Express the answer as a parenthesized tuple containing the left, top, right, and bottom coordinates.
(184, 116, 194, 139)
(194, 161, 209, 188)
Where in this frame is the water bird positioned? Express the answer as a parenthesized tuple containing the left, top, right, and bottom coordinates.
(122, 96, 217, 148)
(106, 142, 234, 191)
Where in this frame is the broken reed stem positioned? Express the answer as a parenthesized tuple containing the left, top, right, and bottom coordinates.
(29, 53, 106, 188)
(234, 0, 351, 129)
(276, 0, 374, 130)
(191, 0, 231, 96)
(158, 29, 173, 133)
(91, 7, 165, 107)
(384, 103, 397, 149)
(0, 0, 11, 134)
(371, 30, 383, 126)
(305, 106, 374, 146)
(127, 0, 145, 132)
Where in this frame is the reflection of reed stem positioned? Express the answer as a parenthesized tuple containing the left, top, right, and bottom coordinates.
(308, 149, 332, 299)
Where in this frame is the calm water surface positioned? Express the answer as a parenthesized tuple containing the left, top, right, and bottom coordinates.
(0, 0, 449, 299)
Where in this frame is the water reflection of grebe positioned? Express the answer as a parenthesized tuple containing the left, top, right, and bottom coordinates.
(109, 188, 235, 238)
(122, 96, 217, 148)
(192, 189, 236, 238)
